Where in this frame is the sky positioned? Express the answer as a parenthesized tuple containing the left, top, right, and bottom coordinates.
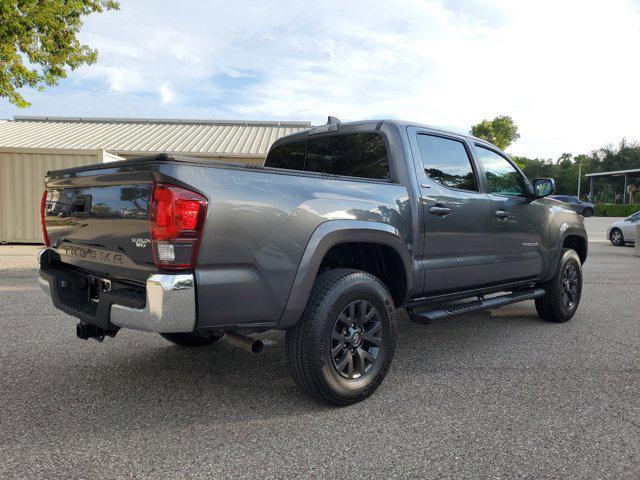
(1, 0, 639, 159)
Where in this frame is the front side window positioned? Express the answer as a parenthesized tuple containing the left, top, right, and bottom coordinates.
(417, 134, 477, 191)
(265, 133, 390, 180)
(475, 146, 527, 197)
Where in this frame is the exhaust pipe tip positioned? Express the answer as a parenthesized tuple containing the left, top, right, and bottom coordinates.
(250, 339, 264, 354)
(223, 333, 264, 354)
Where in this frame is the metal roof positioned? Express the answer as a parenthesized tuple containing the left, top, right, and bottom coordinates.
(0, 116, 311, 158)
(585, 168, 640, 177)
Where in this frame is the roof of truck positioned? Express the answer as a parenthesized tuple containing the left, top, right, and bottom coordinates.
(270, 119, 493, 149)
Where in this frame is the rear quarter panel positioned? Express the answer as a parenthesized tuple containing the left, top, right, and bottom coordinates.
(159, 163, 413, 329)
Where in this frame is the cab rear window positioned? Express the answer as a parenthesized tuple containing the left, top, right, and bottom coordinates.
(265, 133, 390, 180)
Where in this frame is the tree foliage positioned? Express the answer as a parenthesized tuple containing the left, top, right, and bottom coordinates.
(470, 115, 520, 150)
(470, 114, 639, 201)
(0, 0, 119, 108)
(513, 139, 640, 201)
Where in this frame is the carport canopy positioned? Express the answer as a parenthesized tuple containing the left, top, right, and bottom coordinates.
(585, 168, 640, 204)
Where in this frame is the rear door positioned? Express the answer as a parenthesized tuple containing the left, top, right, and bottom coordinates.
(408, 128, 497, 294)
(472, 144, 547, 282)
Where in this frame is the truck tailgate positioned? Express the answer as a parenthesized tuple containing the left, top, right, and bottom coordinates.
(44, 165, 155, 283)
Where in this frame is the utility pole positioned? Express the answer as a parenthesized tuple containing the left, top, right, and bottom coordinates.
(577, 160, 582, 199)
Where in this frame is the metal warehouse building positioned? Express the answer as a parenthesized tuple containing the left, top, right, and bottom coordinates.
(0, 116, 311, 243)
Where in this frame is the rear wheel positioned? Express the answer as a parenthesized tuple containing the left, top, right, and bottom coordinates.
(535, 248, 582, 323)
(160, 332, 223, 347)
(286, 269, 396, 406)
(610, 228, 624, 246)
(582, 207, 594, 217)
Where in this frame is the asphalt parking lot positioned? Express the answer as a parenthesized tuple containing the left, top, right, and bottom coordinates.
(1, 225, 638, 479)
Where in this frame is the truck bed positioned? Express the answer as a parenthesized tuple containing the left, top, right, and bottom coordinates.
(43, 154, 411, 330)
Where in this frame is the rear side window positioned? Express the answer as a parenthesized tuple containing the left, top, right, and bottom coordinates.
(264, 141, 306, 170)
(265, 133, 390, 180)
(417, 134, 478, 191)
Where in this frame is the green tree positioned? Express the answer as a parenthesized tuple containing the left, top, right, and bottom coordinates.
(470, 115, 520, 150)
(513, 140, 640, 201)
(0, 0, 119, 108)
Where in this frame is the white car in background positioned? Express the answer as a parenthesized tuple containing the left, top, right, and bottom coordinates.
(608, 211, 640, 246)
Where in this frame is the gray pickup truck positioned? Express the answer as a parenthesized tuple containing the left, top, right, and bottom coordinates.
(39, 118, 587, 405)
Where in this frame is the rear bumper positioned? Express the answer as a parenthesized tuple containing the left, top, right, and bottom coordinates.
(110, 274, 195, 332)
(38, 249, 196, 333)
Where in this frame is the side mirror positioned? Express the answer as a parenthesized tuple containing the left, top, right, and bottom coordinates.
(532, 178, 555, 198)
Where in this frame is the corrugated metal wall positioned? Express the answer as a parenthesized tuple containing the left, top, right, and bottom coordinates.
(0, 150, 100, 243)
(0, 118, 310, 157)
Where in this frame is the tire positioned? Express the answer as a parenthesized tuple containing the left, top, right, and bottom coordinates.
(160, 332, 223, 347)
(286, 269, 397, 406)
(582, 208, 594, 217)
(610, 228, 624, 246)
(535, 248, 582, 323)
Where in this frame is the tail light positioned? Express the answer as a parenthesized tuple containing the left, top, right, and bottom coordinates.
(150, 183, 207, 270)
(40, 190, 50, 247)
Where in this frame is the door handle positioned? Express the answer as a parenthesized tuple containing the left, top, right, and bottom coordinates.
(495, 210, 511, 219)
(429, 205, 452, 216)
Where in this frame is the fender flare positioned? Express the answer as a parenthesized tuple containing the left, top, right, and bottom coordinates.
(277, 220, 413, 328)
(544, 223, 588, 281)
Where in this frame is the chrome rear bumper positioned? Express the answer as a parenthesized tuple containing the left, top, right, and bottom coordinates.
(39, 270, 196, 333)
(110, 274, 195, 333)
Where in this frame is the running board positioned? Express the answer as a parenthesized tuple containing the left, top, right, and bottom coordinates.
(410, 288, 545, 324)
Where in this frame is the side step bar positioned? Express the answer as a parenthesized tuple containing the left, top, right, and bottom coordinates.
(410, 288, 545, 324)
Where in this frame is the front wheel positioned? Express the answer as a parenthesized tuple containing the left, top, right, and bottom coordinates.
(535, 248, 582, 323)
(286, 269, 397, 406)
(610, 228, 624, 246)
(582, 207, 594, 217)
(160, 332, 223, 347)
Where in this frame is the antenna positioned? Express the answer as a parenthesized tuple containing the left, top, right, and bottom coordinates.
(327, 116, 342, 124)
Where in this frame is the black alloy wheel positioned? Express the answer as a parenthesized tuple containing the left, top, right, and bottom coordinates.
(560, 263, 579, 312)
(286, 269, 397, 406)
(331, 300, 383, 380)
(535, 248, 582, 323)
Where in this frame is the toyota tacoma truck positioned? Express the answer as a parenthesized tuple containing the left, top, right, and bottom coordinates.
(39, 118, 587, 405)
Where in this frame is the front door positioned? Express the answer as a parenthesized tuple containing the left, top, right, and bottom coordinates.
(409, 130, 498, 294)
(473, 144, 547, 282)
